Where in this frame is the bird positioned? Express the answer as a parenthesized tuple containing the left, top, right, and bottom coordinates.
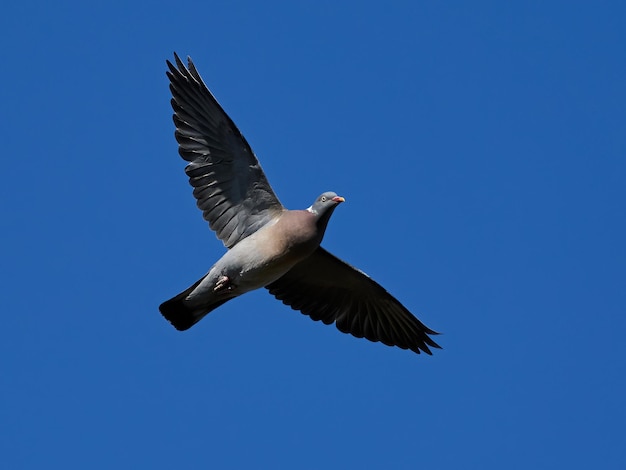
(160, 53, 441, 355)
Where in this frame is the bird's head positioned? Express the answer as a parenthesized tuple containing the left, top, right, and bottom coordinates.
(307, 191, 345, 217)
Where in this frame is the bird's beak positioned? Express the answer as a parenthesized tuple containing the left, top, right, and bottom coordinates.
(332, 196, 345, 203)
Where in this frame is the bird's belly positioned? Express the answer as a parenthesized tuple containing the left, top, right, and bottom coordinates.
(214, 236, 315, 294)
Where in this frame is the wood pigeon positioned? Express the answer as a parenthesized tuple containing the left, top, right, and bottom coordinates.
(160, 53, 441, 355)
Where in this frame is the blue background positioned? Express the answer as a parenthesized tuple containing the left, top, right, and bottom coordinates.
(2, 1, 625, 468)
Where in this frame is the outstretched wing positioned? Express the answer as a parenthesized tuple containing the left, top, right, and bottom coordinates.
(266, 248, 441, 354)
(166, 53, 284, 248)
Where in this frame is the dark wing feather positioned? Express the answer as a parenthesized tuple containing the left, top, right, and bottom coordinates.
(166, 53, 283, 248)
(266, 248, 441, 354)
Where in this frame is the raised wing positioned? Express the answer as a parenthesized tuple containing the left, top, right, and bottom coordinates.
(166, 53, 284, 248)
(266, 248, 441, 354)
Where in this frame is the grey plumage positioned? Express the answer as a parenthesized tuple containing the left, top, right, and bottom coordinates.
(160, 53, 441, 355)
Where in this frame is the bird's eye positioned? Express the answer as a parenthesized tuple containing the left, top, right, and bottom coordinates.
(321, 196, 327, 202)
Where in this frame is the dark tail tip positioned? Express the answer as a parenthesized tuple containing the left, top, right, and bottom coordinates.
(159, 297, 200, 331)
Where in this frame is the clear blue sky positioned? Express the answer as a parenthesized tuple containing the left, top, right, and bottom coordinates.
(2, 1, 625, 468)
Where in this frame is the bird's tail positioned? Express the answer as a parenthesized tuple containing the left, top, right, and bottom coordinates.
(159, 276, 233, 331)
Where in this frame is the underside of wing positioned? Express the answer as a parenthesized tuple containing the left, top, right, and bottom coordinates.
(166, 53, 284, 248)
(266, 248, 441, 354)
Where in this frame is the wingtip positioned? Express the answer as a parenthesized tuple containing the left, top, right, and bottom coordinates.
(169, 52, 195, 67)
(423, 335, 443, 352)
(173, 51, 183, 67)
(166, 52, 189, 76)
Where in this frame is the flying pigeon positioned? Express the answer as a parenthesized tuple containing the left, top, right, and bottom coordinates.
(160, 53, 441, 355)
